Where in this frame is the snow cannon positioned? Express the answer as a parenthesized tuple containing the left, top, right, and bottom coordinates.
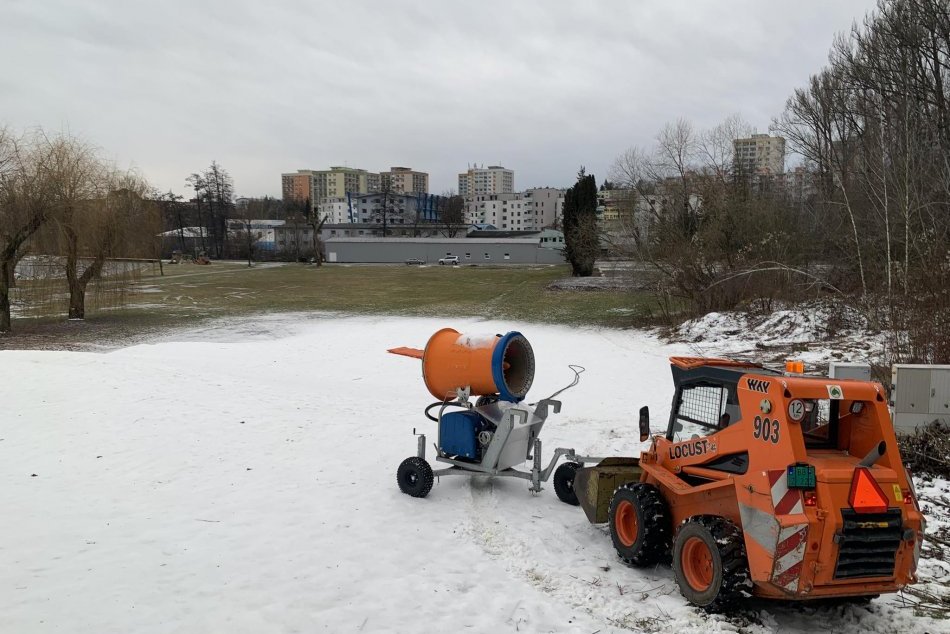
(388, 327, 601, 501)
(388, 328, 535, 402)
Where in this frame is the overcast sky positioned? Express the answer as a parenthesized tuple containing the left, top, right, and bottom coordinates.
(2, 0, 879, 198)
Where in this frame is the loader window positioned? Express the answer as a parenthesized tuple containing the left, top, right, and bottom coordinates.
(801, 399, 839, 448)
(670, 384, 729, 441)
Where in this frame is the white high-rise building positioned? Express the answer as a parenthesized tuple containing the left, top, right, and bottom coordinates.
(524, 188, 565, 229)
(317, 197, 351, 224)
(458, 165, 514, 198)
(465, 193, 530, 230)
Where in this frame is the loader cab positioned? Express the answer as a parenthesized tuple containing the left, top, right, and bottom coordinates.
(665, 358, 779, 442)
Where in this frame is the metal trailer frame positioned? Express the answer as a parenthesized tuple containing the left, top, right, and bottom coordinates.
(412, 391, 601, 493)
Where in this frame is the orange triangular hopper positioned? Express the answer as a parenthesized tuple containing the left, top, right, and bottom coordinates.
(848, 467, 889, 514)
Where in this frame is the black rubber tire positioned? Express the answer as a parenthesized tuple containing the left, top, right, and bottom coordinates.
(672, 516, 751, 612)
(396, 457, 434, 498)
(608, 482, 672, 566)
(553, 462, 582, 506)
(439, 261, 445, 265)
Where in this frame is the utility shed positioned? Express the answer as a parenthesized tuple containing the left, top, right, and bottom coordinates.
(890, 364, 950, 432)
(323, 237, 564, 264)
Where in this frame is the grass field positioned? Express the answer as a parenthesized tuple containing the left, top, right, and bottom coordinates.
(1, 262, 663, 349)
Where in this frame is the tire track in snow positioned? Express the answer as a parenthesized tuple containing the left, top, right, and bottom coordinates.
(453, 475, 936, 634)
(456, 476, 777, 633)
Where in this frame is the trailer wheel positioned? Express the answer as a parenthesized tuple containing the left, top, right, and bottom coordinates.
(397, 457, 434, 498)
(553, 462, 582, 505)
(608, 483, 671, 566)
(673, 516, 750, 612)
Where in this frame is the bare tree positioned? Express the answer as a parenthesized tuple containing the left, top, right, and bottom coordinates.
(44, 134, 104, 319)
(438, 190, 466, 238)
(0, 128, 54, 333)
(186, 162, 233, 258)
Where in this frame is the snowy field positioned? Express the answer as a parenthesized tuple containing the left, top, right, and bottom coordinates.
(1, 315, 947, 633)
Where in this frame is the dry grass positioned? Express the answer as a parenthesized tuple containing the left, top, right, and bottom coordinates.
(0, 261, 662, 349)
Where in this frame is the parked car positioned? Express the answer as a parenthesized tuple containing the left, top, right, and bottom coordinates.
(438, 256, 460, 266)
(405, 257, 425, 265)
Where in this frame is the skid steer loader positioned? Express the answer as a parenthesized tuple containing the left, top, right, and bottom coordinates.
(569, 357, 924, 612)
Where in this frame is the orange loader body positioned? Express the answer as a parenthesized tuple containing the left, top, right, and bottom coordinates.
(579, 357, 924, 609)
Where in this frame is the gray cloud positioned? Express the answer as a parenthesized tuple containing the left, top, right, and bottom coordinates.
(1, 0, 877, 196)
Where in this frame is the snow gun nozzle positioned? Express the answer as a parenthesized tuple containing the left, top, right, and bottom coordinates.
(387, 347, 424, 359)
(387, 328, 535, 402)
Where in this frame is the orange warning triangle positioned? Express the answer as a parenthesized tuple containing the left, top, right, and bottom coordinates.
(848, 467, 889, 514)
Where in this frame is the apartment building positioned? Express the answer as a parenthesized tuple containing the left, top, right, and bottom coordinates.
(281, 167, 375, 210)
(524, 187, 565, 229)
(317, 197, 351, 224)
(779, 165, 818, 201)
(458, 165, 514, 198)
(597, 189, 639, 223)
(281, 172, 316, 206)
(733, 134, 786, 176)
(347, 192, 442, 226)
(380, 167, 429, 194)
(465, 193, 531, 230)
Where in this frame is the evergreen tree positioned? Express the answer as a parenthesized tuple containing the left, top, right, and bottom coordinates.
(562, 167, 599, 276)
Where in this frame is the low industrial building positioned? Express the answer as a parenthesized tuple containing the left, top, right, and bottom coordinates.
(324, 237, 564, 264)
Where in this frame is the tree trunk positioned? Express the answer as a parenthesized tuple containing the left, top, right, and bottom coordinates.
(0, 259, 12, 333)
(177, 207, 186, 252)
(67, 276, 86, 319)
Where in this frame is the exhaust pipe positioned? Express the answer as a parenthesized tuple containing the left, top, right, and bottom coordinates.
(858, 441, 886, 468)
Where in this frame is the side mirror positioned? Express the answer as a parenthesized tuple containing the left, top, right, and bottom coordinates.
(639, 406, 650, 442)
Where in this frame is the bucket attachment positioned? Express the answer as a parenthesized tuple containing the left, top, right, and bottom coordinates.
(389, 328, 535, 401)
(574, 457, 642, 524)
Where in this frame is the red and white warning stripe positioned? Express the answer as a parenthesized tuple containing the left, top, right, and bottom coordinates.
(768, 469, 803, 515)
(767, 470, 808, 592)
(771, 524, 809, 592)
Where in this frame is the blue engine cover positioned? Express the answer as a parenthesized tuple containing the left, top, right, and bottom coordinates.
(439, 411, 483, 460)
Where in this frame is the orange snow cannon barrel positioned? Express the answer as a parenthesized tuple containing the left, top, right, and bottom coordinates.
(388, 328, 535, 402)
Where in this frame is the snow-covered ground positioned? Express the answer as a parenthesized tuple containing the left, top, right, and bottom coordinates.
(1, 315, 946, 633)
(672, 301, 887, 369)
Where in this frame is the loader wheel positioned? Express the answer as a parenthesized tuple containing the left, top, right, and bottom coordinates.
(397, 457, 434, 498)
(673, 516, 750, 612)
(608, 483, 672, 566)
(553, 462, 581, 505)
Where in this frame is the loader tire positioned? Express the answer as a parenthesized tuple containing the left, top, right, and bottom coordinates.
(608, 482, 671, 567)
(672, 516, 751, 613)
(397, 457, 434, 498)
(553, 461, 581, 506)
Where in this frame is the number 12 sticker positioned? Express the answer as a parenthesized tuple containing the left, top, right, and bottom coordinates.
(788, 399, 805, 421)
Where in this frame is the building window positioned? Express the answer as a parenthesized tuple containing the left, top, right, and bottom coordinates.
(483, 253, 491, 260)
(465, 253, 471, 259)
(504, 253, 510, 260)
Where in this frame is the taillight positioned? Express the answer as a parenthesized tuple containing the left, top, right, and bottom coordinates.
(804, 490, 818, 507)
